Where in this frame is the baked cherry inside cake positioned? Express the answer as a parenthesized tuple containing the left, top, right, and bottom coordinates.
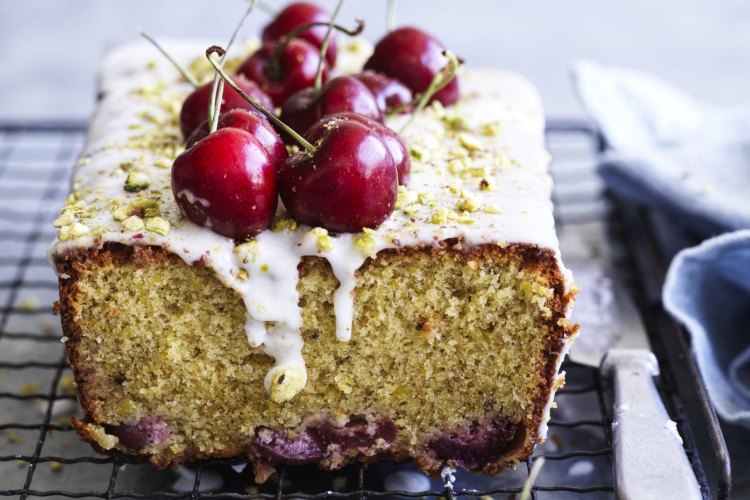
(51, 9, 577, 482)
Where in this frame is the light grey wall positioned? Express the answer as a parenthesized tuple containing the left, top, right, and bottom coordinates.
(1, 0, 749, 120)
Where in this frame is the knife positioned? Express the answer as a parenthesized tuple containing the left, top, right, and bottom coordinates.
(567, 261, 702, 500)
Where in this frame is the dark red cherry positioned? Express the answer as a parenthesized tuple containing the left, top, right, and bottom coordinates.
(305, 112, 410, 184)
(262, 2, 337, 66)
(353, 71, 413, 114)
(172, 128, 277, 240)
(238, 39, 328, 107)
(278, 116, 398, 233)
(179, 75, 274, 138)
(365, 27, 459, 107)
(280, 76, 382, 138)
(185, 109, 288, 167)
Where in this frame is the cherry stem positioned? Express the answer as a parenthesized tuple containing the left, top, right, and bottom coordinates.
(268, 19, 364, 79)
(140, 31, 200, 88)
(386, 0, 396, 32)
(207, 46, 315, 152)
(254, 0, 276, 15)
(314, 0, 345, 94)
(209, 0, 257, 133)
(398, 50, 461, 134)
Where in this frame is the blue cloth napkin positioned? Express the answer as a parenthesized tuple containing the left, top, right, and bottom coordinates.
(573, 60, 750, 235)
(663, 231, 750, 428)
(573, 60, 750, 428)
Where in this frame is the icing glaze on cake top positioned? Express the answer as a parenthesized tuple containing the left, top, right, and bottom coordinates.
(50, 39, 571, 403)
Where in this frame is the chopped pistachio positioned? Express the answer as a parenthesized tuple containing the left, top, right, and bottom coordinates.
(131, 198, 161, 218)
(53, 211, 74, 228)
(479, 178, 495, 191)
(483, 204, 501, 214)
(145, 216, 170, 236)
(354, 228, 377, 257)
(121, 216, 145, 232)
(409, 145, 430, 162)
(441, 114, 470, 132)
(271, 217, 299, 232)
(234, 240, 258, 264)
(153, 158, 172, 169)
(480, 122, 502, 137)
(448, 210, 475, 224)
(447, 159, 465, 174)
(260, 264, 269, 272)
(445, 182, 461, 195)
(124, 172, 150, 192)
(58, 222, 90, 241)
(309, 227, 333, 253)
(235, 269, 249, 281)
(458, 133, 483, 152)
(417, 191, 435, 204)
(431, 208, 449, 225)
(268, 365, 307, 403)
(456, 190, 482, 213)
(395, 185, 418, 210)
(70, 222, 90, 237)
(112, 207, 129, 222)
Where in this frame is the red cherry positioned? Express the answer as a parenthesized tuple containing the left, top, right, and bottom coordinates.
(172, 128, 277, 239)
(305, 112, 410, 185)
(278, 116, 398, 233)
(238, 39, 328, 107)
(185, 109, 288, 168)
(280, 75, 382, 138)
(365, 27, 459, 107)
(179, 75, 274, 139)
(353, 71, 413, 114)
(262, 2, 338, 66)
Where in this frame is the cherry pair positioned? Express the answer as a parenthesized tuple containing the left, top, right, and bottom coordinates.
(172, 49, 402, 239)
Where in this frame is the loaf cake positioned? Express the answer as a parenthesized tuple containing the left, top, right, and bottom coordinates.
(51, 39, 578, 481)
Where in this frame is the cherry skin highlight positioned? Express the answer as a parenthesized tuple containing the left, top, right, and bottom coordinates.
(262, 2, 338, 66)
(365, 27, 459, 107)
(277, 116, 398, 233)
(179, 75, 274, 139)
(305, 112, 410, 184)
(353, 70, 413, 114)
(172, 128, 277, 240)
(238, 39, 328, 107)
(280, 75, 382, 138)
(185, 109, 288, 168)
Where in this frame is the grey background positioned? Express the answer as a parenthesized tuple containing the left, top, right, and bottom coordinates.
(1, 0, 749, 121)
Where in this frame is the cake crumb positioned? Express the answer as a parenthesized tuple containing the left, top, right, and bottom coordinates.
(20, 382, 40, 395)
(17, 296, 38, 311)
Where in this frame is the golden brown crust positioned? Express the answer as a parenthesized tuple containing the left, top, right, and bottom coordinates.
(55, 241, 577, 478)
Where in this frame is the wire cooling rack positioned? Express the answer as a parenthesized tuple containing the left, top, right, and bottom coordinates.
(0, 120, 730, 499)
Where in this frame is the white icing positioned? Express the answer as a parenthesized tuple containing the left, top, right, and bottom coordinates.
(50, 39, 574, 407)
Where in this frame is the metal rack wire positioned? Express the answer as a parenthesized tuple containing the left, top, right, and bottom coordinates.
(0, 120, 729, 498)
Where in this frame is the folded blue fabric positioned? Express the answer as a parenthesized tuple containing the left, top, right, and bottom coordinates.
(573, 60, 750, 235)
(663, 231, 750, 428)
(573, 60, 750, 427)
